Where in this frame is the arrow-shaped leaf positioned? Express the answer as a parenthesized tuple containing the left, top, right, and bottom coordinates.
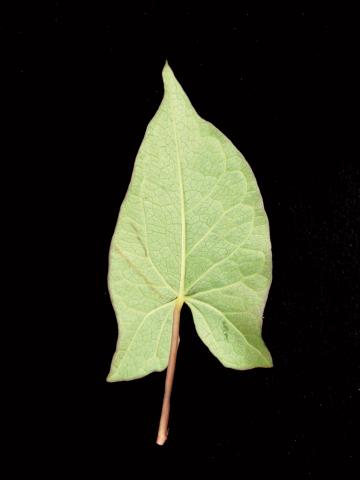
(107, 62, 273, 444)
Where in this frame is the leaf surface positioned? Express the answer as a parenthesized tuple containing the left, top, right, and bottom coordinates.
(107, 63, 272, 381)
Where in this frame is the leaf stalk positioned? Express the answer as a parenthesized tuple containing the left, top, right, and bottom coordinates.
(156, 297, 184, 445)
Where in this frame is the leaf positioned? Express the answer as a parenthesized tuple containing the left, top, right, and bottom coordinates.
(107, 62, 272, 385)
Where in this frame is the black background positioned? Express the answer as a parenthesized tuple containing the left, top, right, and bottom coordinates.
(6, 2, 358, 477)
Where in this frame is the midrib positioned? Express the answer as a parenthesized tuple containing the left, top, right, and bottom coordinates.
(169, 95, 186, 299)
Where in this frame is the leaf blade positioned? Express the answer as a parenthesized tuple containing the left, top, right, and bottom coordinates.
(108, 63, 272, 381)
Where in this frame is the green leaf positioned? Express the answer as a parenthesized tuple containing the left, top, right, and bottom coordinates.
(107, 62, 272, 383)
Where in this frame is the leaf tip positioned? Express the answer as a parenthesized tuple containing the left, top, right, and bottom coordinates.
(162, 60, 176, 87)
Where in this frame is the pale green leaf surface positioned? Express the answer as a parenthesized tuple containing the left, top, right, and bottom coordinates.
(107, 63, 272, 381)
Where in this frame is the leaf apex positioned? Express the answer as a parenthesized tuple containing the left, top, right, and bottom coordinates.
(162, 61, 176, 87)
